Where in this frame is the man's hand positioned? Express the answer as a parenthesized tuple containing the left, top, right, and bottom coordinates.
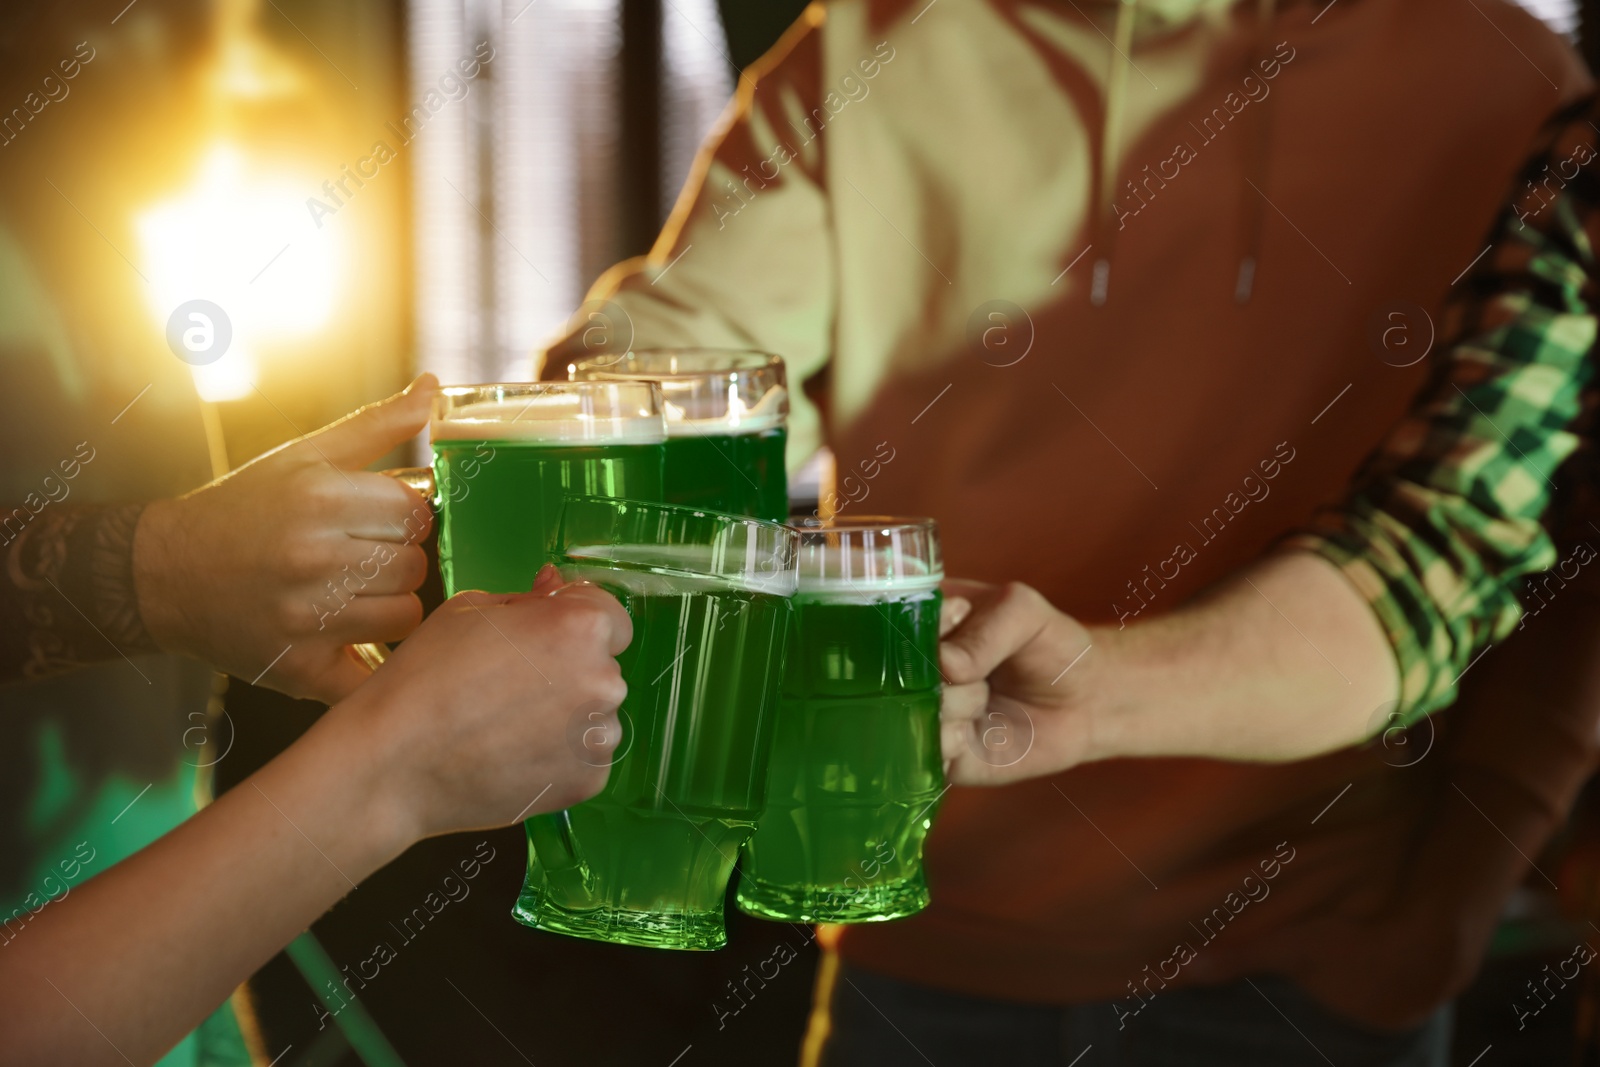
(941, 554, 1402, 780)
(133, 375, 438, 704)
(940, 578, 1098, 785)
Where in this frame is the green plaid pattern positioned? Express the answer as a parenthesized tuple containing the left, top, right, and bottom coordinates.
(1287, 98, 1600, 723)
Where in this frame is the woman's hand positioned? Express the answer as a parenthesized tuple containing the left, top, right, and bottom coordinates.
(335, 564, 634, 843)
(133, 375, 438, 703)
(0, 564, 633, 1067)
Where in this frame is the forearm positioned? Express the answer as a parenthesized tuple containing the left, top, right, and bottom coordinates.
(0, 502, 159, 684)
(0, 696, 407, 1066)
(1088, 550, 1399, 763)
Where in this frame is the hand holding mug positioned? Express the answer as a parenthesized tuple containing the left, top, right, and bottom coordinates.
(133, 375, 438, 703)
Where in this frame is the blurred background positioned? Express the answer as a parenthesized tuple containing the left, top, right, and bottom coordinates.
(0, 0, 1596, 1065)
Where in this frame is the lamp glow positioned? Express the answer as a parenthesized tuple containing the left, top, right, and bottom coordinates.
(137, 144, 343, 402)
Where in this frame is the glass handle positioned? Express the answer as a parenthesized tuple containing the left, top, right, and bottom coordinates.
(350, 466, 437, 670)
(384, 465, 435, 501)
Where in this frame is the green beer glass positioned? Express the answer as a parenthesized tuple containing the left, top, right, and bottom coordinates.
(514, 497, 798, 950)
(430, 382, 667, 596)
(737, 517, 945, 923)
(566, 349, 789, 521)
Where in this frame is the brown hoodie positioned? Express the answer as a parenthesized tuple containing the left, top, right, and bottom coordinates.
(543, 0, 1590, 1011)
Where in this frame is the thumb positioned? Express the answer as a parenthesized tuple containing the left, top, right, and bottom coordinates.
(298, 374, 439, 470)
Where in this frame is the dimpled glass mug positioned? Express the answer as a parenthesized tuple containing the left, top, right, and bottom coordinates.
(567, 348, 790, 522)
(514, 496, 798, 949)
(738, 517, 945, 923)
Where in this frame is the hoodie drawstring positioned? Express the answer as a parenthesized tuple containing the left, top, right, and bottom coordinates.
(1089, 0, 1278, 307)
(1090, 0, 1138, 307)
(1235, 0, 1276, 303)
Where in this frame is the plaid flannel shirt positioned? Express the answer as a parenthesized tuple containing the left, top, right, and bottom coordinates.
(1288, 97, 1600, 724)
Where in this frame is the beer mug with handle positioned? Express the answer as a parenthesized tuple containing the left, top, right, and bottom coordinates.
(516, 496, 798, 950)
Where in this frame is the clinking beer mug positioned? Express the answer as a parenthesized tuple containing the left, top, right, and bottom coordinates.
(354, 379, 667, 668)
(737, 516, 946, 923)
(567, 348, 789, 522)
(362, 378, 942, 947)
(514, 496, 799, 950)
(372, 385, 796, 949)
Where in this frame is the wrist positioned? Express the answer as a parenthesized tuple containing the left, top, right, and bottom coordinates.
(271, 687, 422, 874)
(131, 498, 193, 656)
(1077, 623, 1146, 763)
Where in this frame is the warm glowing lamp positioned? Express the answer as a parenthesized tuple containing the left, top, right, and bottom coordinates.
(137, 144, 343, 404)
(136, 0, 344, 470)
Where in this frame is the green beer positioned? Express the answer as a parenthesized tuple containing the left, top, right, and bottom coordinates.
(514, 498, 798, 950)
(661, 428, 786, 521)
(430, 383, 666, 595)
(738, 518, 945, 923)
(567, 349, 789, 521)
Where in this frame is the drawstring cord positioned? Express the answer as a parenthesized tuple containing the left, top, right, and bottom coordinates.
(1235, 0, 1276, 303)
(1091, 0, 1138, 307)
(1087, 0, 1278, 307)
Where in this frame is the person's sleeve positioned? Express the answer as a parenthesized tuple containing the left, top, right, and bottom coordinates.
(0, 502, 160, 684)
(541, 4, 837, 464)
(1285, 99, 1600, 724)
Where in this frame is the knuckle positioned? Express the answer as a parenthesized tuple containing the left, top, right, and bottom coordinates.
(389, 594, 425, 634)
(551, 772, 607, 811)
(293, 467, 341, 509)
(397, 500, 434, 542)
(597, 672, 627, 710)
(278, 534, 324, 580)
(395, 545, 428, 589)
(998, 581, 1039, 609)
(558, 598, 613, 644)
(940, 640, 978, 682)
(277, 596, 314, 635)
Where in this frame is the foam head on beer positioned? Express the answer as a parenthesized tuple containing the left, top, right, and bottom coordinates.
(566, 348, 788, 436)
(430, 382, 667, 444)
(566, 350, 791, 522)
(428, 383, 669, 598)
(794, 517, 943, 599)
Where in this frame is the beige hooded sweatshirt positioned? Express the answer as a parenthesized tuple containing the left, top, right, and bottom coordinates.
(544, 0, 1589, 1011)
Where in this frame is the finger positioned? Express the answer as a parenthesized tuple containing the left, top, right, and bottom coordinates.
(940, 680, 990, 768)
(325, 542, 427, 597)
(546, 580, 633, 655)
(943, 739, 1007, 788)
(940, 679, 990, 726)
(296, 374, 439, 470)
(448, 589, 523, 612)
(301, 646, 376, 705)
(942, 578, 997, 602)
(940, 596, 972, 638)
(251, 642, 372, 704)
(940, 583, 1051, 685)
(530, 563, 561, 594)
(325, 470, 434, 542)
(317, 594, 426, 644)
(940, 751, 1004, 793)
(941, 715, 972, 768)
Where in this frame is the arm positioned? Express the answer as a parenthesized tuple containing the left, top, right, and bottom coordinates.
(0, 566, 630, 1066)
(0, 375, 439, 703)
(942, 97, 1600, 780)
(541, 6, 835, 460)
(0, 500, 158, 682)
(1273, 559, 1600, 1031)
(940, 553, 1397, 775)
